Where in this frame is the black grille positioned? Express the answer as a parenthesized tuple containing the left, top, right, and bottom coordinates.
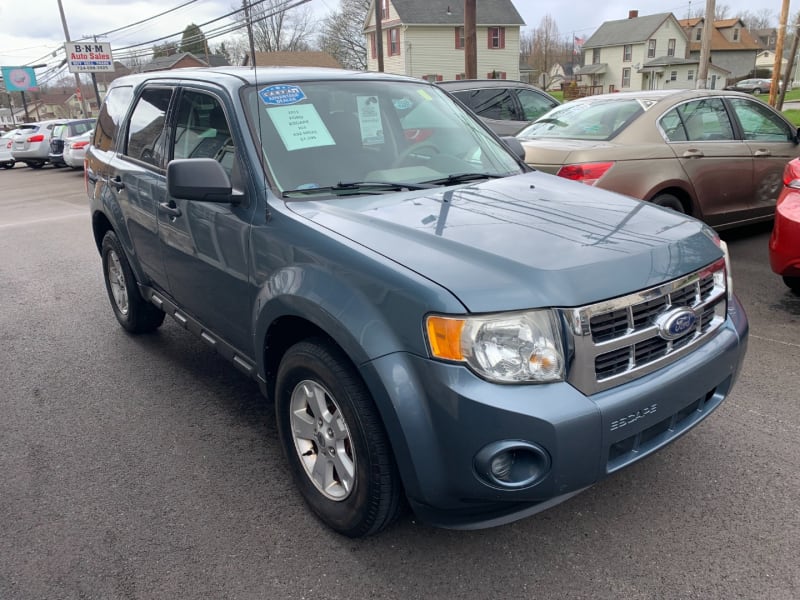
(632, 296, 668, 328)
(595, 347, 630, 379)
(590, 308, 629, 343)
(668, 283, 697, 307)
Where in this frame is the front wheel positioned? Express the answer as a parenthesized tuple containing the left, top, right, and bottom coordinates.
(752, 88, 762, 95)
(783, 276, 800, 295)
(101, 230, 165, 333)
(275, 339, 403, 537)
(2, 161, 13, 169)
(27, 162, 44, 169)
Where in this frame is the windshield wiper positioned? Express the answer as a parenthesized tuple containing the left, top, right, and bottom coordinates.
(283, 180, 434, 198)
(422, 172, 505, 186)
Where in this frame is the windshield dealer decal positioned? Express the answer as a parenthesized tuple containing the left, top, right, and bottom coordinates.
(258, 85, 307, 105)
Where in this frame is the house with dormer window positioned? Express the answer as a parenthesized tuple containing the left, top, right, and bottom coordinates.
(577, 11, 728, 92)
(363, 0, 524, 81)
(678, 17, 760, 82)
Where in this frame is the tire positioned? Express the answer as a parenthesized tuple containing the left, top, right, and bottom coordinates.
(2, 161, 13, 169)
(100, 230, 165, 333)
(651, 193, 685, 213)
(275, 339, 403, 537)
(752, 88, 762, 95)
(783, 276, 800, 295)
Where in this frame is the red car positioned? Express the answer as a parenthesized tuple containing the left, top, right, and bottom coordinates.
(769, 158, 800, 294)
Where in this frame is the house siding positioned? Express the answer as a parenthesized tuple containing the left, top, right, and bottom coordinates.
(364, 2, 520, 79)
(687, 49, 756, 81)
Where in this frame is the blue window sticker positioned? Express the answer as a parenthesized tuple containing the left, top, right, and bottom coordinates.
(259, 85, 307, 106)
(392, 97, 413, 110)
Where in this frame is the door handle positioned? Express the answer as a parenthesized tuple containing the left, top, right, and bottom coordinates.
(109, 175, 124, 190)
(753, 150, 772, 157)
(159, 201, 182, 218)
(682, 149, 704, 158)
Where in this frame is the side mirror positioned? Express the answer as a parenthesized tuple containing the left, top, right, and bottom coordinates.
(167, 158, 238, 203)
(500, 136, 526, 161)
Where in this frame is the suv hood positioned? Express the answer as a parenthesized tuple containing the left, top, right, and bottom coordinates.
(288, 172, 721, 312)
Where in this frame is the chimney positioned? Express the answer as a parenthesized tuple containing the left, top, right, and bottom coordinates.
(629, 10, 639, 19)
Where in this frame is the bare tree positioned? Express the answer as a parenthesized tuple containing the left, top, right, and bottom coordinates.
(240, 0, 316, 53)
(740, 9, 776, 30)
(318, 0, 369, 70)
(532, 15, 560, 78)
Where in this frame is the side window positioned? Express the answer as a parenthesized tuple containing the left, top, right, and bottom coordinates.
(669, 98, 734, 142)
(94, 86, 133, 152)
(515, 89, 557, 121)
(462, 88, 517, 121)
(728, 98, 794, 142)
(124, 88, 172, 167)
(172, 91, 233, 174)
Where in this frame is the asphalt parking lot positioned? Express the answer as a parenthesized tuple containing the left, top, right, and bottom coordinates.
(1, 164, 798, 599)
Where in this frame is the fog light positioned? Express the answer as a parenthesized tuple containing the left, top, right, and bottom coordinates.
(475, 441, 551, 490)
(490, 452, 514, 480)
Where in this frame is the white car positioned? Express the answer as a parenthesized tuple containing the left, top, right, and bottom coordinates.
(0, 130, 17, 168)
(63, 129, 93, 169)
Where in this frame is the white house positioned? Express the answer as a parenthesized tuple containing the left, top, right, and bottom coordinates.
(578, 11, 728, 92)
(364, 0, 524, 81)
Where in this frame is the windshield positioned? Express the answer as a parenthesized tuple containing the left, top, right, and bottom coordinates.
(516, 98, 645, 141)
(242, 79, 522, 195)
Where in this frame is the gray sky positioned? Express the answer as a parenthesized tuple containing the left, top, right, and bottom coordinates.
(0, 0, 784, 79)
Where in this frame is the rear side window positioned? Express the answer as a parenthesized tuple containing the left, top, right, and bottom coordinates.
(94, 86, 133, 152)
(515, 89, 558, 121)
(454, 88, 518, 121)
(125, 88, 173, 167)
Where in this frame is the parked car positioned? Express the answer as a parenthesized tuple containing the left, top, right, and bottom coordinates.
(0, 129, 18, 168)
(86, 67, 747, 537)
(769, 158, 800, 293)
(11, 119, 61, 168)
(48, 118, 95, 167)
(437, 79, 559, 136)
(516, 88, 800, 229)
(724, 78, 777, 94)
(62, 128, 93, 169)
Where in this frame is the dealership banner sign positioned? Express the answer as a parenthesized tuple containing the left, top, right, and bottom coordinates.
(65, 41, 115, 72)
(1, 66, 38, 91)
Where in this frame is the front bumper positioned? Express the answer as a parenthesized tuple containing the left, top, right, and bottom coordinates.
(769, 193, 800, 277)
(360, 295, 748, 529)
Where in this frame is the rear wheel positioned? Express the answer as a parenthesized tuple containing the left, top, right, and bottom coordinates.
(275, 339, 403, 537)
(27, 161, 44, 169)
(101, 230, 165, 333)
(651, 193, 685, 213)
(783, 276, 800, 295)
(2, 161, 13, 169)
(752, 88, 762, 95)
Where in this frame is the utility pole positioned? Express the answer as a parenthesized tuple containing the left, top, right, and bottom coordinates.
(696, 0, 715, 88)
(465, 0, 476, 79)
(374, 0, 384, 72)
(56, 0, 89, 118)
(243, 0, 257, 68)
(770, 0, 791, 107)
(778, 19, 800, 110)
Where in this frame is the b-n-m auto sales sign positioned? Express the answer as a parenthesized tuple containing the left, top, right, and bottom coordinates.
(65, 41, 114, 73)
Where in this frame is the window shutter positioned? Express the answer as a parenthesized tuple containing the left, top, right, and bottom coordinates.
(500, 71, 506, 80)
(370, 33, 376, 59)
(500, 28, 505, 49)
(436, 75, 443, 81)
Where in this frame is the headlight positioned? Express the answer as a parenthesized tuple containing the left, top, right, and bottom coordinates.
(425, 310, 565, 383)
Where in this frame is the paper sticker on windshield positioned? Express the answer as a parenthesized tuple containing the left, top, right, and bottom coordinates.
(356, 96, 384, 145)
(259, 85, 307, 105)
(267, 104, 335, 151)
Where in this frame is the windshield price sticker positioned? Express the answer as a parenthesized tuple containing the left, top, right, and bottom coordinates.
(259, 85, 307, 105)
(356, 96, 384, 145)
(267, 104, 335, 151)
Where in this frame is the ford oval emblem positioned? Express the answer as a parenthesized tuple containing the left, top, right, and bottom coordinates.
(656, 308, 697, 340)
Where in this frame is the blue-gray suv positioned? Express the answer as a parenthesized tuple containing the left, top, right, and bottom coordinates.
(85, 67, 748, 537)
